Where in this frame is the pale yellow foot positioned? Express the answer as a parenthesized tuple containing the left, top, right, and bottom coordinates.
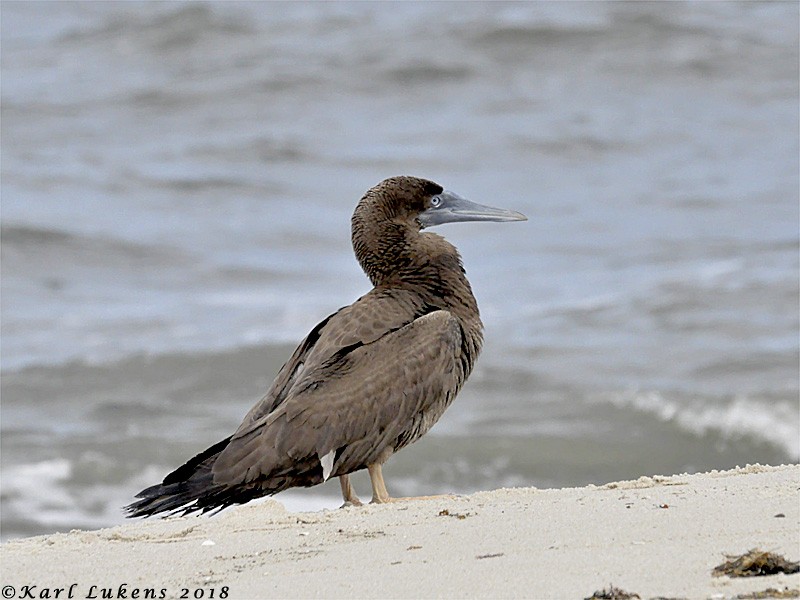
(367, 464, 458, 504)
(388, 494, 459, 502)
(367, 464, 459, 503)
(369, 494, 458, 504)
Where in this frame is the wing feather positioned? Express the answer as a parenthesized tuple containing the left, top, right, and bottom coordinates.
(236, 288, 426, 430)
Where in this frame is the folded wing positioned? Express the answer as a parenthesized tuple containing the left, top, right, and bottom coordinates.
(212, 310, 463, 492)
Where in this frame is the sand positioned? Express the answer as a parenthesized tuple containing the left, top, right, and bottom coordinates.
(1, 464, 798, 600)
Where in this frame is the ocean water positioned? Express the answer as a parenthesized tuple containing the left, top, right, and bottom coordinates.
(1, 1, 797, 540)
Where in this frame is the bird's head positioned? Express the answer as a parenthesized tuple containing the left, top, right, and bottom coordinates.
(352, 176, 526, 285)
(356, 175, 527, 230)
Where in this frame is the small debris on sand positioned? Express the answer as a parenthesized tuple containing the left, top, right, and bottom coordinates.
(713, 549, 799, 577)
(734, 587, 800, 599)
(438, 508, 469, 520)
(585, 584, 641, 599)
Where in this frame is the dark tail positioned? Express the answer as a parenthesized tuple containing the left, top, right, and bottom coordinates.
(125, 437, 245, 518)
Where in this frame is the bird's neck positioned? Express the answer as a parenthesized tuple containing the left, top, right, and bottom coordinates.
(353, 221, 481, 327)
(353, 219, 484, 380)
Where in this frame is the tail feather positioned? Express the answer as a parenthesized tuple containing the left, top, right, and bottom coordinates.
(162, 437, 232, 485)
(126, 437, 237, 518)
(126, 436, 326, 518)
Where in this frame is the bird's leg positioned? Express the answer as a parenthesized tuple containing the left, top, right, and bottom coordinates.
(367, 463, 393, 504)
(339, 474, 362, 507)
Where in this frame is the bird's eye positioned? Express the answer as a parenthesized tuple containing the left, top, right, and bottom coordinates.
(430, 196, 442, 208)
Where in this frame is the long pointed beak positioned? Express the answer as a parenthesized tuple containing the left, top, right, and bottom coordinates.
(418, 190, 527, 228)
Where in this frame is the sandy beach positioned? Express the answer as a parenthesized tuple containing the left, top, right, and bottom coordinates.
(1, 464, 797, 599)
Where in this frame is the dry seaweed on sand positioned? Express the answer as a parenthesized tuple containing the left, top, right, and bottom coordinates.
(585, 585, 641, 600)
(713, 549, 800, 577)
(734, 588, 800, 599)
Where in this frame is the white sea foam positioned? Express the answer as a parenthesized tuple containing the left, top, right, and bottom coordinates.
(600, 390, 800, 461)
(1, 459, 78, 533)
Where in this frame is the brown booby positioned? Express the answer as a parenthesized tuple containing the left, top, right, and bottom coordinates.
(126, 176, 525, 517)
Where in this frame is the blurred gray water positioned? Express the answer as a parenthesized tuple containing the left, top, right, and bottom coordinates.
(1, 1, 798, 540)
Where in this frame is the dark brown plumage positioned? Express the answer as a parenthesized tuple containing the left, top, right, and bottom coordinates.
(126, 176, 525, 517)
